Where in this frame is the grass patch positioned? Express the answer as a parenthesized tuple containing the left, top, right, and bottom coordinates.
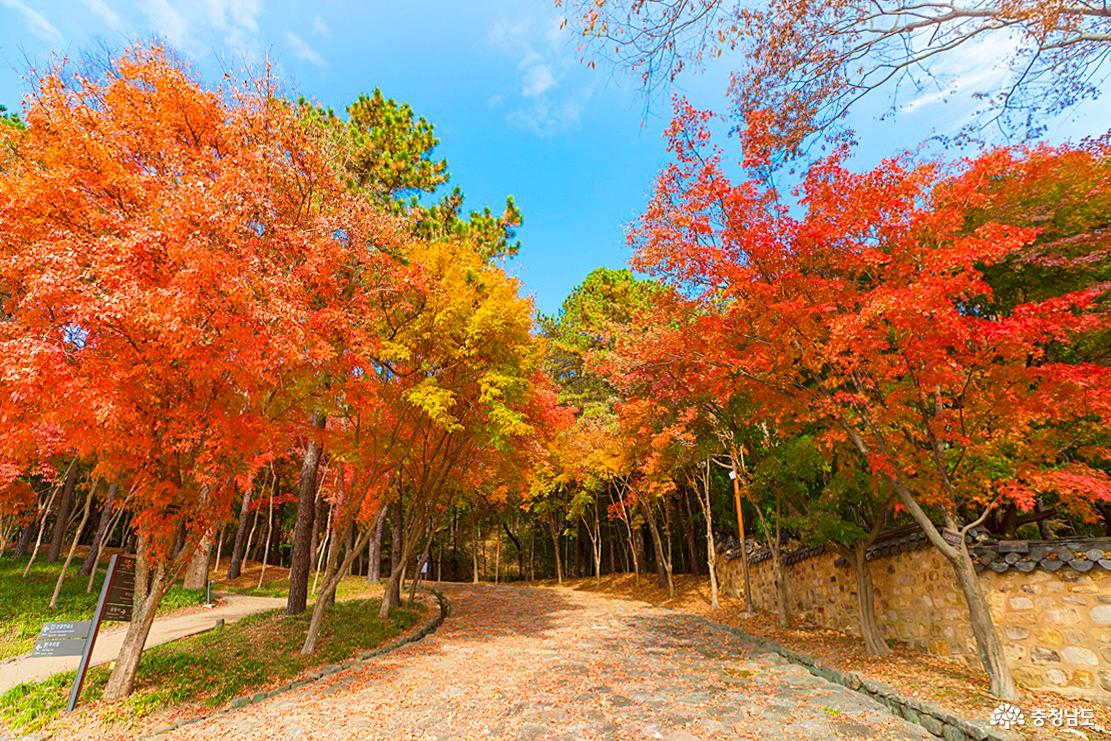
(225, 574, 380, 602)
(0, 672, 72, 733)
(0, 597, 423, 734)
(0, 555, 205, 659)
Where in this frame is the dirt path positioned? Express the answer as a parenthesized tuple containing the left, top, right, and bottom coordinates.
(171, 583, 930, 740)
(0, 593, 284, 693)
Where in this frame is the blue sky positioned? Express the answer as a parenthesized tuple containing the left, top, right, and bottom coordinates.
(1, 1, 1108, 315)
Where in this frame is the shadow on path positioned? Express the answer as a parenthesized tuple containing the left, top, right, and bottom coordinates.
(174, 582, 933, 740)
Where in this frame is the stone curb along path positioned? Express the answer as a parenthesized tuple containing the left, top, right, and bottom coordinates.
(151, 589, 449, 738)
(692, 614, 1024, 741)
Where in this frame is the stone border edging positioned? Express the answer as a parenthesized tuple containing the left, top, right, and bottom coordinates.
(698, 616, 1023, 741)
(150, 589, 449, 737)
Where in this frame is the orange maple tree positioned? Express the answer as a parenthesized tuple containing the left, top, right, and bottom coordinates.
(0, 45, 401, 698)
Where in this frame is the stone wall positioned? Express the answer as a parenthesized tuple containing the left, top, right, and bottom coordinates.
(716, 537, 1111, 704)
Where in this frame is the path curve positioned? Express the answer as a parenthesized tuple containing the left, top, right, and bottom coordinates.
(0, 593, 284, 693)
(174, 583, 931, 740)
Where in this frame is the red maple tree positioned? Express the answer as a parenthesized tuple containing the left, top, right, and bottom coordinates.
(628, 99, 1111, 698)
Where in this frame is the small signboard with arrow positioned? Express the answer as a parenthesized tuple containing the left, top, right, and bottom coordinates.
(29, 554, 135, 712)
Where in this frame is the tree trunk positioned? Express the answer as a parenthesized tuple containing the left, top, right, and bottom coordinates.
(771, 545, 789, 628)
(79, 483, 117, 576)
(580, 506, 603, 584)
(302, 524, 374, 654)
(841, 414, 1016, 698)
(494, 526, 501, 584)
(607, 526, 616, 574)
(692, 464, 719, 608)
(47, 461, 78, 562)
(639, 498, 673, 595)
(183, 534, 212, 589)
(309, 491, 324, 568)
(226, 488, 252, 580)
(367, 506, 386, 583)
(947, 544, 1015, 698)
(451, 508, 459, 580)
(502, 522, 524, 580)
(472, 524, 481, 583)
(256, 482, 276, 589)
(49, 482, 95, 608)
(102, 548, 182, 700)
(612, 488, 639, 582)
(287, 412, 326, 616)
(172, 520, 187, 559)
(15, 484, 49, 558)
(320, 515, 340, 607)
(895, 468, 1015, 697)
(678, 489, 699, 575)
(705, 522, 719, 610)
(212, 526, 225, 573)
(242, 507, 260, 576)
(529, 526, 536, 581)
(379, 531, 414, 620)
(342, 523, 355, 578)
(86, 506, 125, 593)
(636, 525, 648, 580)
(547, 514, 562, 583)
(592, 501, 602, 581)
(15, 508, 38, 557)
(771, 526, 789, 628)
(753, 498, 789, 627)
(388, 499, 403, 607)
(847, 542, 890, 656)
(408, 525, 434, 605)
(21, 486, 58, 577)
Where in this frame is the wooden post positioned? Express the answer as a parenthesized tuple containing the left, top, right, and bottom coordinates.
(67, 554, 118, 711)
(730, 457, 754, 615)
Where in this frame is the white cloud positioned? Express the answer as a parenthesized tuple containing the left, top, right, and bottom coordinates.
(137, 0, 264, 60)
(900, 30, 1017, 117)
(80, 0, 125, 31)
(312, 16, 328, 37)
(520, 57, 555, 98)
(139, 0, 193, 50)
(487, 17, 531, 56)
(203, 0, 263, 60)
(202, 0, 261, 33)
(285, 31, 326, 67)
(508, 82, 594, 137)
(487, 13, 591, 137)
(0, 0, 63, 45)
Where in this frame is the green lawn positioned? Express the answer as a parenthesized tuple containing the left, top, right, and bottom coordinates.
(0, 597, 422, 734)
(0, 555, 205, 659)
(225, 574, 383, 601)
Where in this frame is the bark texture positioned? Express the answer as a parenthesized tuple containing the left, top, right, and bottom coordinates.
(79, 483, 117, 576)
(47, 462, 78, 562)
(287, 412, 326, 615)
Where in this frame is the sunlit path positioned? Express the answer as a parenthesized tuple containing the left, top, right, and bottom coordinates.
(174, 584, 930, 740)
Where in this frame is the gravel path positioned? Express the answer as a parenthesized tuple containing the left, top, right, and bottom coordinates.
(171, 583, 932, 740)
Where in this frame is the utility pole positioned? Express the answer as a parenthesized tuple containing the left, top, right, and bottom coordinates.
(729, 450, 754, 616)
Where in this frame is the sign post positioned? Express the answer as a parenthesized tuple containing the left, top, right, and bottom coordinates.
(30, 621, 91, 658)
(46, 554, 134, 712)
(29, 554, 136, 711)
